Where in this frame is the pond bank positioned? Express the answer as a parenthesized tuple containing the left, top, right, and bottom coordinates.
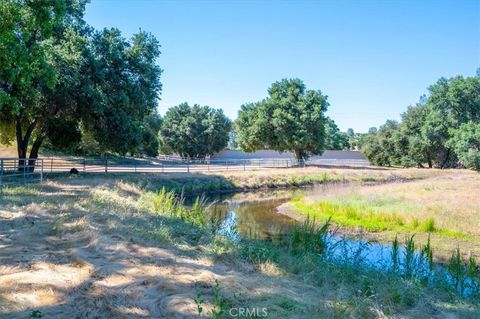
(0, 170, 478, 318)
(279, 171, 480, 262)
(65, 166, 442, 197)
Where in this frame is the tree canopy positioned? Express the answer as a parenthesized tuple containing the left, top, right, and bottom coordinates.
(448, 122, 480, 170)
(235, 79, 329, 160)
(0, 0, 162, 164)
(324, 117, 350, 150)
(159, 103, 231, 158)
(361, 73, 480, 169)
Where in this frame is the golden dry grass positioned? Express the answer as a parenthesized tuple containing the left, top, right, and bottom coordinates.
(0, 145, 18, 158)
(0, 179, 323, 318)
(285, 170, 480, 261)
(0, 170, 478, 318)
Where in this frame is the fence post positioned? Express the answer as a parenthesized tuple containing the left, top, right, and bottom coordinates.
(105, 156, 108, 173)
(187, 160, 190, 173)
(226, 160, 229, 171)
(51, 158, 53, 173)
(83, 158, 86, 173)
(162, 163, 164, 173)
(243, 160, 246, 171)
(23, 159, 26, 183)
(0, 159, 3, 192)
(40, 159, 43, 182)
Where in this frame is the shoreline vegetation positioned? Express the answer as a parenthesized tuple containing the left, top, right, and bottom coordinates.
(41, 166, 442, 196)
(1, 167, 479, 318)
(283, 170, 480, 262)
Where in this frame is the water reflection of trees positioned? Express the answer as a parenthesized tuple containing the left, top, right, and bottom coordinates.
(211, 199, 297, 240)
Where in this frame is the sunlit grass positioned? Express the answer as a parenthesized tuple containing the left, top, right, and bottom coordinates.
(1, 169, 479, 318)
(290, 196, 470, 239)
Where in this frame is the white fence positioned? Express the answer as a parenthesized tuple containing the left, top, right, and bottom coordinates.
(39, 157, 296, 173)
(0, 158, 44, 191)
(307, 158, 371, 167)
(0, 154, 371, 192)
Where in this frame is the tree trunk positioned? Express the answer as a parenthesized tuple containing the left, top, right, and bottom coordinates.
(294, 149, 304, 167)
(15, 116, 39, 171)
(16, 118, 27, 171)
(28, 135, 44, 172)
(440, 148, 451, 169)
(428, 159, 432, 168)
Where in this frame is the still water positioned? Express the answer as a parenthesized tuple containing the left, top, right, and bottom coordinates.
(198, 185, 477, 296)
(205, 184, 346, 239)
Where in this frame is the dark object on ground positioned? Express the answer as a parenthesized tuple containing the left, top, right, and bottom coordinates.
(70, 168, 79, 175)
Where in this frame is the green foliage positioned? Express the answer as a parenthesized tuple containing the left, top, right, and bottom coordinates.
(420, 236, 433, 272)
(361, 73, 480, 169)
(0, 0, 71, 157)
(29, 310, 44, 319)
(211, 279, 229, 318)
(0, 0, 66, 116)
(135, 114, 162, 157)
(227, 128, 239, 150)
(448, 122, 480, 170)
(142, 188, 209, 227)
(404, 235, 416, 279)
(194, 279, 235, 319)
(362, 120, 404, 166)
(448, 248, 467, 295)
(348, 132, 369, 150)
(0, 1, 162, 160)
(82, 28, 162, 155)
(287, 217, 330, 255)
(235, 78, 329, 160)
(43, 118, 82, 152)
(445, 248, 480, 296)
(421, 218, 436, 232)
(290, 197, 469, 239)
(467, 256, 480, 295)
(391, 236, 400, 273)
(324, 117, 350, 150)
(194, 284, 204, 317)
(159, 103, 231, 158)
(390, 235, 433, 280)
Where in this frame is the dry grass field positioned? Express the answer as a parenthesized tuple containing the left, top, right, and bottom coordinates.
(0, 168, 478, 318)
(286, 170, 480, 261)
(0, 146, 19, 158)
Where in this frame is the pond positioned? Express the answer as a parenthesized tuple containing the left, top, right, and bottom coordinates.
(205, 183, 352, 239)
(205, 184, 399, 262)
(200, 184, 478, 296)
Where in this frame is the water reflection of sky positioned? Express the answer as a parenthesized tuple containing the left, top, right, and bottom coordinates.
(204, 187, 477, 297)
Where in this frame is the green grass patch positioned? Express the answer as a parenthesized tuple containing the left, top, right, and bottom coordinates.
(290, 196, 471, 239)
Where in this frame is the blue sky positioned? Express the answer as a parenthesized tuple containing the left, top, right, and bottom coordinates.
(85, 0, 480, 133)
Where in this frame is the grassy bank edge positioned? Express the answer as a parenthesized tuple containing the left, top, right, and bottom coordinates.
(1, 175, 479, 318)
(39, 169, 429, 197)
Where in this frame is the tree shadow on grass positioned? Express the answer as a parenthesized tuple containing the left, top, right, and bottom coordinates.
(0, 179, 305, 318)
